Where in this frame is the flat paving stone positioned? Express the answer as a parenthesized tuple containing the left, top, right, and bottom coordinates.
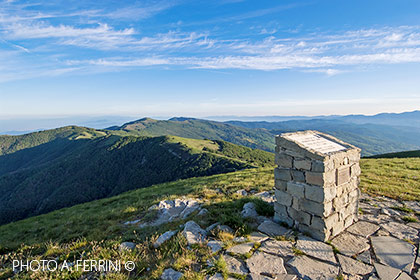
(381, 222, 419, 241)
(296, 235, 336, 263)
(396, 272, 413, 280)
(359, 214, 394, 225)
(356, 250, 372, 264)
(248, 231, 269, 243)
(337, 254, 374, 275)
(331, 232, 370, 257)
(346, 221, 380, 238)
(246, 250, 287, 276)
(288, 255, 339, 280)
(223, 255, 249, 275)
(403, 201, 420, 212)
(373, 262, 401, 280)
(407, 222, 420, 230)
(226, 242, 254, 255)
(371, 236, 416, 273)
(258, 220, 290, 237)
(259, 239, 294, 258)
(248, 274, 275, 280)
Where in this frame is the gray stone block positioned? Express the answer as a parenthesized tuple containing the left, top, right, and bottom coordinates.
(275, 179, 287, 191)
(288, 207, 311, 225)
(294, 158, 312, 170)
(286, 181, 305, 198)
(274, 189, 292, 206)
(274, 168, 292, 181)
(311, 160, 325, 172)
(291, 170, 305, 182)
(275, 153, 293, 168)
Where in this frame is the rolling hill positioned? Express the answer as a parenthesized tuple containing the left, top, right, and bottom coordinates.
(0, 126, 274, 225)
(108, 117, 276, 152)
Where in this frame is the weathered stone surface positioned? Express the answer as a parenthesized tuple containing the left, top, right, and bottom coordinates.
(407, 222, 420, 230)
(119, 242, 136, 251)
(346, 221, 380, 238)
(294, 158, 312, 170)
(275, 190, 293, 206)
(161, 268, 183, 280)
(236, 189, 248, 196)
(288, 255, 339, 280)
(241, 202, 258, 218)
(300, 199, 332, 217)
(359, 214, 394, 225)
(381, 222, 418, 241)
(288, 207, 311, 225)
(286, 181, 305, 198)
(259, 239, 294, 257)
(248, 231, 269, 243)
(254, 191, 276, 204)
(296, 235, 336, 263)
(371, 236, 416, 273)
(145, 198, 201, 227)
(206, 222, 220, 232)
(154, 230, 177, 248)
(207, 240, 223, 254)
(291, 170, 305, 182)
(248, 273, 275, 280)
(216, 224, 234, 234)
(183, 221, 207, 245)
(275, 168, 292, 181)
(233, 236, 247, 243)
(356, 250, 371, 264)
(403, 201, 420, 212)
(198, 208, 209, 216)
(226, 242, 254, 255)
(331, 232, 369, 257)
(246, 251, 287, 276)
(275, 153, 293, 168)
(396, 272, 413, 280)
(337, 254, 373, 275)
(223, 255, 248, 275)
(257, 220, 289, 237)
(373, 263, 401, 280)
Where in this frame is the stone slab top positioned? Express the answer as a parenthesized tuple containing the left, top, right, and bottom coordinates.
(276, 130, 360, 158)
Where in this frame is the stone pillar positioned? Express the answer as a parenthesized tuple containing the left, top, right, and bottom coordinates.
(274, 130, 361, 241)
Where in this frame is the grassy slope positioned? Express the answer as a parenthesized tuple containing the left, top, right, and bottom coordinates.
(367, 150, 420, 159)
(0, 156, 419, 278)
(0, 129, 273, 225)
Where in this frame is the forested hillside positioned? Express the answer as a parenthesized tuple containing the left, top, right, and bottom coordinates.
(0, 127, 273, 225)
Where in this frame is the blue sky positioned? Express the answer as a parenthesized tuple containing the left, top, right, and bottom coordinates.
(1, 0, 420, 119)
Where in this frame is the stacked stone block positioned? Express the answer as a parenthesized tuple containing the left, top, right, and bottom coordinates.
(274, 131, 361, 241)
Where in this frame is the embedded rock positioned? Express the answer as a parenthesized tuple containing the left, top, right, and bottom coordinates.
(183, 221, 207, 245)
(119, 242, 136, 251)
(246, 251, 287, 276)
(248, 232, 269, 243)
(207, 240, 223, 254)
(242, 202, 258, 218)
(154, 230, 177, 248)
(223, 255, 248, 275)
(161, 268, 183, 280)
(226, 242, 254, 255)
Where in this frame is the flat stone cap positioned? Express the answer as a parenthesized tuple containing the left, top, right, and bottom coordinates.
(276, 130, 360, 160)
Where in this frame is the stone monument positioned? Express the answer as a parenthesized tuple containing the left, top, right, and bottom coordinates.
(274, 130, 361, 241)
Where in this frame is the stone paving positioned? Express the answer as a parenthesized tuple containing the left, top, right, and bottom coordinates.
(151, 193, 420, 280)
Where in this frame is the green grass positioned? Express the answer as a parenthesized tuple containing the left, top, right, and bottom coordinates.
(359, 157, 420, 201)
